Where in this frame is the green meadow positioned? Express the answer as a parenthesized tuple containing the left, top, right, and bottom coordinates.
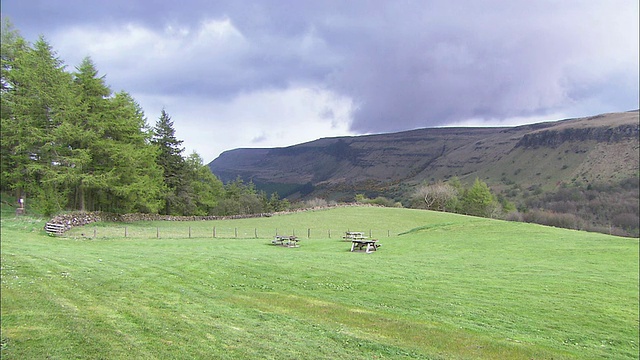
(1, 206, 638, 359)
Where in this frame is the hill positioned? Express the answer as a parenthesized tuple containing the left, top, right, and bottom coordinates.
(209, 110, 639, 236)
(209, 110, 638, 197)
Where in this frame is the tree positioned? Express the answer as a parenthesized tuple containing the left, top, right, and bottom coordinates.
(182, 152, 224, 215)
(415, 181, 458, 211)
(1, 19, 27, 193)
(2, 21, 165, 215)
(268, 192, 290, 212)
(67, 56, 113, 211)
(99, 92, 164, 213)
(459, 178, 497, 217)
(213, 177, 269, 215)
(1, 35, 76, 214)
(151, 109, 186, 214)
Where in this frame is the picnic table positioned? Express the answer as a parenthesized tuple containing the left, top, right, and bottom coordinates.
(342, 231, 366, 241)
(272, 235, 299, 247)
(350, 239, 380, 253)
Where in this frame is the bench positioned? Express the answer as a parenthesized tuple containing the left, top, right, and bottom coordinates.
(272, 235, 299, 247)
(44, 223, 66, 235)
(342, 231, 366, 241)
(350, 239, 380, 253)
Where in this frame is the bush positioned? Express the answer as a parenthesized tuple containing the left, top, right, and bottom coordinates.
(301, 198, 329, 208)
(522, 210, 586, 230)
(504, 211, 523, 222)
(612, 213, 639, 231)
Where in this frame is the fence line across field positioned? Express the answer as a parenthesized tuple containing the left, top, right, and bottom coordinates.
(75, 226, 396, 239)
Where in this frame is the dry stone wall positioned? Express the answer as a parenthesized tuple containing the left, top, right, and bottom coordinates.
(45, 212, 273, 234)
(44, 203, 374, 234)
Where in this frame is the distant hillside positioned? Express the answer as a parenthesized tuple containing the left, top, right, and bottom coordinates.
(209, 110, 639, 201)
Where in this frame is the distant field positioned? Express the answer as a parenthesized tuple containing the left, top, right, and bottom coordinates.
(1, 206, 638, 359)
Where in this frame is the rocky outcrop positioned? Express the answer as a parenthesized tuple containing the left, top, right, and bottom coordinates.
(516, 124, 639, 148)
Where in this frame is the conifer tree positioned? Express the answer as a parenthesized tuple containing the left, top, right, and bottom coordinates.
(68, 56, 113, 211)
(459, 178, 497, 217)
(152, 109, 186, 214)
(1, 21, 164, 214)
(1, 34, 75, 214)
(183, 152, 224, 215)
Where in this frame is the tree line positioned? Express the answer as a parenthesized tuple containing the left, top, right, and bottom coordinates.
(356, 177, 512, 219)
(406, 177, 638, 237)
(1, 20, 289, 217)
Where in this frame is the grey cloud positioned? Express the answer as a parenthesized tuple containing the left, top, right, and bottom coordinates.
(317, 1, 639, 132)
(3, 0, 638, 136)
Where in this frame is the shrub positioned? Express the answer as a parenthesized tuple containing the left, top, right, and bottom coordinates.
(522, 210, 586, 230)
(612, 213, 640, 231)
(504, 211, 523, 222)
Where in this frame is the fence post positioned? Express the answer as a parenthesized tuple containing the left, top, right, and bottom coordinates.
(125, 227, 127, 238)
(93, 227, 97, 238)
(328, 229, 331, 238)
(308, 228, 310, 239)
(213, 226, 216, 238)
(189, 226, 191, 238)
(369, 229, 372, 238)
(157, 227, 159, 239)
(255, 228, 257, 238)
(235, 228, 238, 238)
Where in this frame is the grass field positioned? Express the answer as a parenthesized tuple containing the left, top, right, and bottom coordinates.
(1, 206, 638, 359)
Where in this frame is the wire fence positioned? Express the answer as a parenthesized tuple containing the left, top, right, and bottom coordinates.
(69, 226, 399, 240)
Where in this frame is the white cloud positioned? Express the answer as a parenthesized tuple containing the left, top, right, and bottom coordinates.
(137, 85, 355, 162)
(28, 1, 637, 162)
(446, 112, 571, 128)
(197, 17, 243, 40)
(48, 17, 355, 161)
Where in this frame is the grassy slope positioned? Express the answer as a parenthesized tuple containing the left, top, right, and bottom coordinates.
(1, 207, 638, 359)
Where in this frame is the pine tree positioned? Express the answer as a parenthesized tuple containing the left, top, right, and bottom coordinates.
(183, 152, 224, 215)
(459, 178, 497, 217)
(1, 34, 76, 214)
(151, 109, 186, 214)
(101, 92, 164, 213)
(2, 21, 164, 215)
(69, 56, 113, 211)
(66, 58, 164, 213)
(0, 19, 27, 193)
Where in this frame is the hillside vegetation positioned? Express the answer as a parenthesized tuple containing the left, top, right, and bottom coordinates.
(209, 110, 639, 236)
(2, 206, 638, 359)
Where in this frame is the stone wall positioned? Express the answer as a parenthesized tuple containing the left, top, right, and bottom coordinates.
(44, 203, 373, 234)
(45, 212, 273, 234)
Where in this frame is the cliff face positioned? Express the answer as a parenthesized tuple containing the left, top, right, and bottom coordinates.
(516, 123, 639, 148)
(208, 110, 639, 199)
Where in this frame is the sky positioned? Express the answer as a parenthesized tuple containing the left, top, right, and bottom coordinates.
(2, 1, 638, 162)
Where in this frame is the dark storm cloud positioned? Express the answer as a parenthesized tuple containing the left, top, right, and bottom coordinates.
(315, 1, 639, 132)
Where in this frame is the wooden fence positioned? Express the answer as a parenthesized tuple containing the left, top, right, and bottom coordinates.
(67, 226, 397, 240)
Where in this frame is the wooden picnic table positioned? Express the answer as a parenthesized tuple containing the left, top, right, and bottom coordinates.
(350, 239, 380, 253)
(272, 235, 299, 247)
(343, 231, 366, 241)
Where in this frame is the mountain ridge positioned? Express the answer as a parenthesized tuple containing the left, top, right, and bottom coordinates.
(208, 110, 639, 201)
